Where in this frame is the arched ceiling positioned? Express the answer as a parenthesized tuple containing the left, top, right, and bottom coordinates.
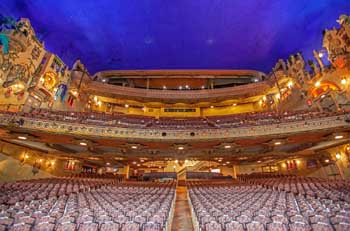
(0, 0, 349, 74)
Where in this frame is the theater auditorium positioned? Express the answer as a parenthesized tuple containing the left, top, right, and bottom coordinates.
(0, 1, 350, 231)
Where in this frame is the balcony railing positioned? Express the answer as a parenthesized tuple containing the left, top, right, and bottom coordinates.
(0, 112, 348, 141)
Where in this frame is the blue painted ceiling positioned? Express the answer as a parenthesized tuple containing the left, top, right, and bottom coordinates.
(0, 0, 349, 74)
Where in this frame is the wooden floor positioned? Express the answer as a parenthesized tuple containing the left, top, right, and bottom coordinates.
(171, 186, 194, 231)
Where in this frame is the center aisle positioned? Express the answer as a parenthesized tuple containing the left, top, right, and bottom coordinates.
(171, 186, 194, 231)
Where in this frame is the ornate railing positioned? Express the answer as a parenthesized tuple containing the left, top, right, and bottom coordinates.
(0, 113, 348, 141)
(84, 81, 271, 101)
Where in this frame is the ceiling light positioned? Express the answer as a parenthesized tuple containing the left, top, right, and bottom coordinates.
(336, 153, 341, 159)
(341, 79, 347, 85)
(175, 160, 178, 163)
(79, 142, 87, 146)
(131, 145, 137, 149)
(140, 159, 144, 162)
(125, 104, 129, 108)
(335, 135, 344, 139)
(18, 136, 27, 140)
(132, 161, 137, 165)
(39, 159, 43, 162)
(257, 160, 261, 163)
(210, 106, 214, 109)
(224, 145, 231, 149)
(226, 161, 230, 164)
(218, 159, 222, 162)
(178, 146, 184, 150)
(137, 164, 140, 167)
(163, 86, 166, 89)
(274, 141, 282, 145)
(296, 160, 301, 164)
(325, 159, 329, 163)
(232, 103, 237, 106)
(315, 81, 321, 87)
(106, 162, 110, 165)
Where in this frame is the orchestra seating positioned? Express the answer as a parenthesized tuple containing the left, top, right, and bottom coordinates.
(0, 179, 175, 231)
(188, 179, 350, 231)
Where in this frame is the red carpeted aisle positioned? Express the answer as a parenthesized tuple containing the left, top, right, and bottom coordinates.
(171, 186, 194, 231)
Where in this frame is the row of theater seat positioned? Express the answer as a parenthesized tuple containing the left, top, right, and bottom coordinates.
(1, 108, 346, 130)
(239, 174, 350, 203)
(188, 179, 350, 231)
(0, 178, 175, 231)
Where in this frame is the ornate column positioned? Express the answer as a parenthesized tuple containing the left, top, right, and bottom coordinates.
(125, 164, 130, 179)
(313, 50, 325, 72)
(232, 165, 237, 179)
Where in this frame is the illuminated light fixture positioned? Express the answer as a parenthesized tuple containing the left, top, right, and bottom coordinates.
(18, 136, 27, 140)
(201, 85, 205, 89)
(315, 81, 321, 87)
(341, 79, 347, 85)
(232, 103, 237, 106)
(223, 163, 226, 166)
(173, 165, 176, 168)
(125, 104, 129, 108)
(24, 154, 29, 159)
(158, 166, 161, 168)
(96, 101, 102, 106)
(253, 78, 259, 82)
(137, 164, 141, 167)
(276, 93, 281, 99)
(185, 85, 189, 89)
(321, 95, 326, 99)
(39, 159, 43, 162)
(335, 135, 344, 140)
(218, 159, 222, 162)
(102, 78, 107, 83)
(262, 96, 267, 101)
(132, 161, 137, 165)
(296, 160, 301, 164)
(131, 145, 138, 149)
(178, 146, 184, 150)
(175, 160, 178, 164)
(140, 159, 144, 162)
(210, 105, 214, 109)
(163, 86, 166, 89)
(336, 153, 341, 159)
(325, 159, 330, 163)
(224, 145, 231, 149)
(226, 161, 230, 164)
(282, 163, 287, 168)
(79, 142, 87, 146)
(287, 81, 293, 88)
(318, 52, 324, 58)
(106, 162, 110, 165)
(274, 141, 282, 145)
(179, 86, 183, 90)
(93, 96, 98, 102)
(257, 160, 261, 163)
